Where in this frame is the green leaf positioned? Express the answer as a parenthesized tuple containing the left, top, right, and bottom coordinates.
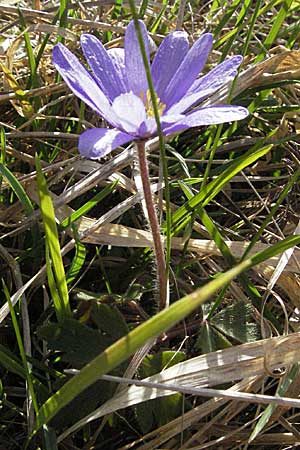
(37, 319, 112, 367)
(91, 303, 128, 340)
(211, 301, 261, 343)
(2, 280, 39, 414)
(196, 322, 232, 354)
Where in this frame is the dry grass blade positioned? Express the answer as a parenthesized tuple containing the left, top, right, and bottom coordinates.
(23, 179, 300, 274)
(124, 379, 261, 450)
(86, 333, 300, 416)
(59, 332, 300, 442)
(0, 4, 127, 33)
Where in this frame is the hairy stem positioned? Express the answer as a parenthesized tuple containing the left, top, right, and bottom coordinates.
(137, 140, 167, 309)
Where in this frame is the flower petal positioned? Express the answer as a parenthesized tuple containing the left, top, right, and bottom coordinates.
(112, 92, 146, 135)
(151, 31, 189, 102)
(167, 55, 243, 115)
(79, 128, 133, 159)
(52, 43, 117, 125)
(107, 48, 127, 89)
(125, 20, 150, 97)
(80, 34, 127, 101)
(164, 105, 249, 134)
(163, 33, 213, 109)
(188, 55, 242, 95)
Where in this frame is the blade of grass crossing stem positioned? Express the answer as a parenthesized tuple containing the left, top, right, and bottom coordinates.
(2, 281, 39, 414)
(35, 156, 71, 321)
(34, 234, 300, 429)
(200, 124, 223, 190)
(170, 144, 273, 235)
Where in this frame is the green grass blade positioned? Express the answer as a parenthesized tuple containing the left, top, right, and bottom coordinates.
(60, 180, 118, 229)
(57, 0, 68, 42)
(170, 144, 273, 234)
(0, 344, 28, 378)
(213, 0, 242, 37)
(2, 280, 39, 414)
(66, 228, 86, 285)
(0, 163, 34, 216)
(35, 156, 71, 321)
(242, 169, 300, 259)
(18, 8, 38, 89)
(45, 243, 66, 323)
(249, 364, 299, 442)
(42, 425, 59, 450)
(34, 234, 300, 429)
(255, 0, 293, 63)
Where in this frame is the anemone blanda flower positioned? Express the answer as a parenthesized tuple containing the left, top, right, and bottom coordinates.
(52, 20, 248, 159)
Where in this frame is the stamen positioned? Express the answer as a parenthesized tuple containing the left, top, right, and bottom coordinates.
(141, 89, 165, 117)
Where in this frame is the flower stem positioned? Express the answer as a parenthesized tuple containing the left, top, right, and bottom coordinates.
(137, 140, 167, 309)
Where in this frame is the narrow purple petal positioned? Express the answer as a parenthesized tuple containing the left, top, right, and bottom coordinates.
(167, 55, 243, 115)
(164, 105, 249, 134)
(188, 55, 243, 95)
(79, 128, 133, 159)
(107, 48, 127, 89)
(167, 87, 221, 115)
(112, 92, 146, 135)
(80, 34, 127, 101)
(151, 31, 189, 102)
(163, 33, 213, 109)
(125, 20, 150, 97)
(52, 43, 117, 126)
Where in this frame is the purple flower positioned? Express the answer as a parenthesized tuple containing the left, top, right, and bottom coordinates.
(52, 20, 248, 159)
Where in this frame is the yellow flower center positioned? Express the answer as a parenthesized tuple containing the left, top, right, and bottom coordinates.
(140, 90, 165, 117)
